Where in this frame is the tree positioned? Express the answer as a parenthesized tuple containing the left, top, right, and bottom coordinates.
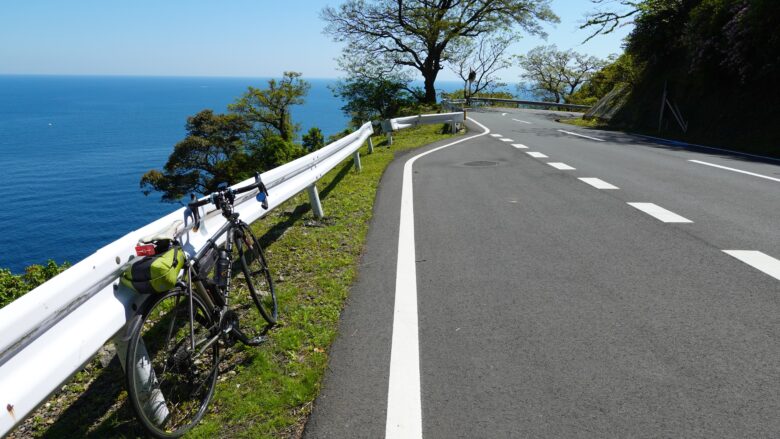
(140, 110, 253, 202)
(450, 32, 513, 97)
(302, 127, 325, 152)
(568, 53, 638, 104)
(142, 73, 313, 202)
(333, 76, 416, 125)
(229, 72, 310, 142)
(516, 45, 607, 103)
(332, 53, 418, 125)
(581, 0, 643, 41)
(322, 0, 557, 104)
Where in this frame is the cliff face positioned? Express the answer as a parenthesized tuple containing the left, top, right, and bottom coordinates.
(582, 0, 779, 157)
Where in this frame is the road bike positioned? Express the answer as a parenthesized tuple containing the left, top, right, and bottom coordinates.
(124, 176, 277, 438)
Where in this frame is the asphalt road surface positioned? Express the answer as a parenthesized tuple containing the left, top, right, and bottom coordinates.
(303, 108, 780, 438)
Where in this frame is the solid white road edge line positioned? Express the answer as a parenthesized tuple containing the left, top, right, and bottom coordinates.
(526, 152, 548, 158)
(579, 178, 619, 190)
(511, 143, 528, 149)
(385, 117, 491, 439)
(627, 202, 693, 223)
(557, 129, 605, 142)
(548, 162, 576, 170)
(512, 119, 532, 124)
(723, 251, 780, 281)
(688, 160, 780, 183)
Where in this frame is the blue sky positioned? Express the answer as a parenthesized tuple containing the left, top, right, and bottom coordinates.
(0, 0, 631, 81)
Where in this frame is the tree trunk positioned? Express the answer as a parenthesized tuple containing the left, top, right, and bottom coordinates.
(422, 72, 438, 104)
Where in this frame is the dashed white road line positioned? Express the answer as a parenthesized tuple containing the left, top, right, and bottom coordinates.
(689, 160, 780, 183)
(490, 134, 502, 138)
(548, 162, 576, 170)
(627, 203, 693, 223)
(386, 117, 491, 439)
(512, 119, 532, 124)
(526, 152, 548, 158)
(723, 251, 780, 281)
(511, 143, 528, 149)
(502, 113, 508, 116)
(558, 129, 605, 142)
(500, 138, 514, 142)
(579, 178, 619, 190)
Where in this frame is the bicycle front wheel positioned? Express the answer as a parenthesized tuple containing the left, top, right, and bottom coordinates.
(126, 289, 219, 438)
(235, 224, 278, 326)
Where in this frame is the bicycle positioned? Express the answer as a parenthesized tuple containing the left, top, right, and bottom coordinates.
(124, 175, 277, 438)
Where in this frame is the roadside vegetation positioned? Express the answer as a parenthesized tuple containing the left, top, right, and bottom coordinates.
(0, 261, 70, 308)
(551, 0, 780, 157)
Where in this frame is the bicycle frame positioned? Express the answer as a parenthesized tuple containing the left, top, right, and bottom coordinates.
(183, 214, 247, 353)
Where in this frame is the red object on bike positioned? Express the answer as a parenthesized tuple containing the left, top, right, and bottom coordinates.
(135, 244, 156, 257)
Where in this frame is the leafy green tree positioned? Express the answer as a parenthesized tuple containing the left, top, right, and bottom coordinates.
(229, 72, 310, 142)
(517, 45, 607, 103)
(333, 76, 416, 125)
(257, 136, 305, 170)
(1, 261, 70, 308)
(140, 110, 253, 202)
(302, 127, 325, 152)
(568, 53, 638, 104)
(142, 73, 314, 202)
(322, 0, 557, 104)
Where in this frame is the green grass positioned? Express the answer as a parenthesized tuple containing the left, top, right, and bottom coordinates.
(11, 124, 459, 439)
(556, 116, 608, 129)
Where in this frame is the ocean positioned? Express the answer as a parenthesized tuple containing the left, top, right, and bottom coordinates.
(0, 75, 473, 272)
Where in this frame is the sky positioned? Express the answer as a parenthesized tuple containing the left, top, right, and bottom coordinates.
(0, 0, 632, 82)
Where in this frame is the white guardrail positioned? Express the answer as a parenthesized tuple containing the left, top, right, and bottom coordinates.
(0, 111, 464, 435)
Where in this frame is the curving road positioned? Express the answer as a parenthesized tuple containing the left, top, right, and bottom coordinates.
(303, 108, 780, 438)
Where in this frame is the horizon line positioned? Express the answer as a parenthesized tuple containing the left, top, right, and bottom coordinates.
(0, 72, 497, 83)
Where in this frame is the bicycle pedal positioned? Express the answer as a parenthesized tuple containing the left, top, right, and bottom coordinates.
(247, 335, 268, 346)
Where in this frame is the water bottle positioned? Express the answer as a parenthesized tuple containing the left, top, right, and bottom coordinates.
(215, 250, 229, 288)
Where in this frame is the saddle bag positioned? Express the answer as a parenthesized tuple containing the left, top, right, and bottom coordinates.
(121, 246, 185, 294)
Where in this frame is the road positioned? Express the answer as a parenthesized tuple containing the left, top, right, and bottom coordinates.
(303, 108, 780, 438)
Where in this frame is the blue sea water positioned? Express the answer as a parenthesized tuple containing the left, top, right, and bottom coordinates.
(0, 75, 477, 273)
(0, 75, 355, 273)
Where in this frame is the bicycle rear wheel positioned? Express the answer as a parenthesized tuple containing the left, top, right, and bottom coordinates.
(235, 223, 277, 326)
(126, 289, 219, 438)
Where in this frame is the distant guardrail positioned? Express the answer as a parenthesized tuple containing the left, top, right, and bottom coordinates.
(444, 97, 590, 112)
(0, 111, 464, 436)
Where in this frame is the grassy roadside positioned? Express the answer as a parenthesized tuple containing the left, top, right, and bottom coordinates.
(11, 124, 459, 438)
(556, 116, 608, 129)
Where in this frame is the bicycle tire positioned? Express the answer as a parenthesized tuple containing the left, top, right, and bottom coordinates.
(235, 223, 278, 326)
(126, 289, 219, 438)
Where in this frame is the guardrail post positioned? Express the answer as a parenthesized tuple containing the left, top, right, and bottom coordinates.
(307, 184, 324, 218)
(386, 132, 393, 146)
(353, 150, 362, 172)
(367, 136, 374, 154)
(116, 335, 171, 425)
